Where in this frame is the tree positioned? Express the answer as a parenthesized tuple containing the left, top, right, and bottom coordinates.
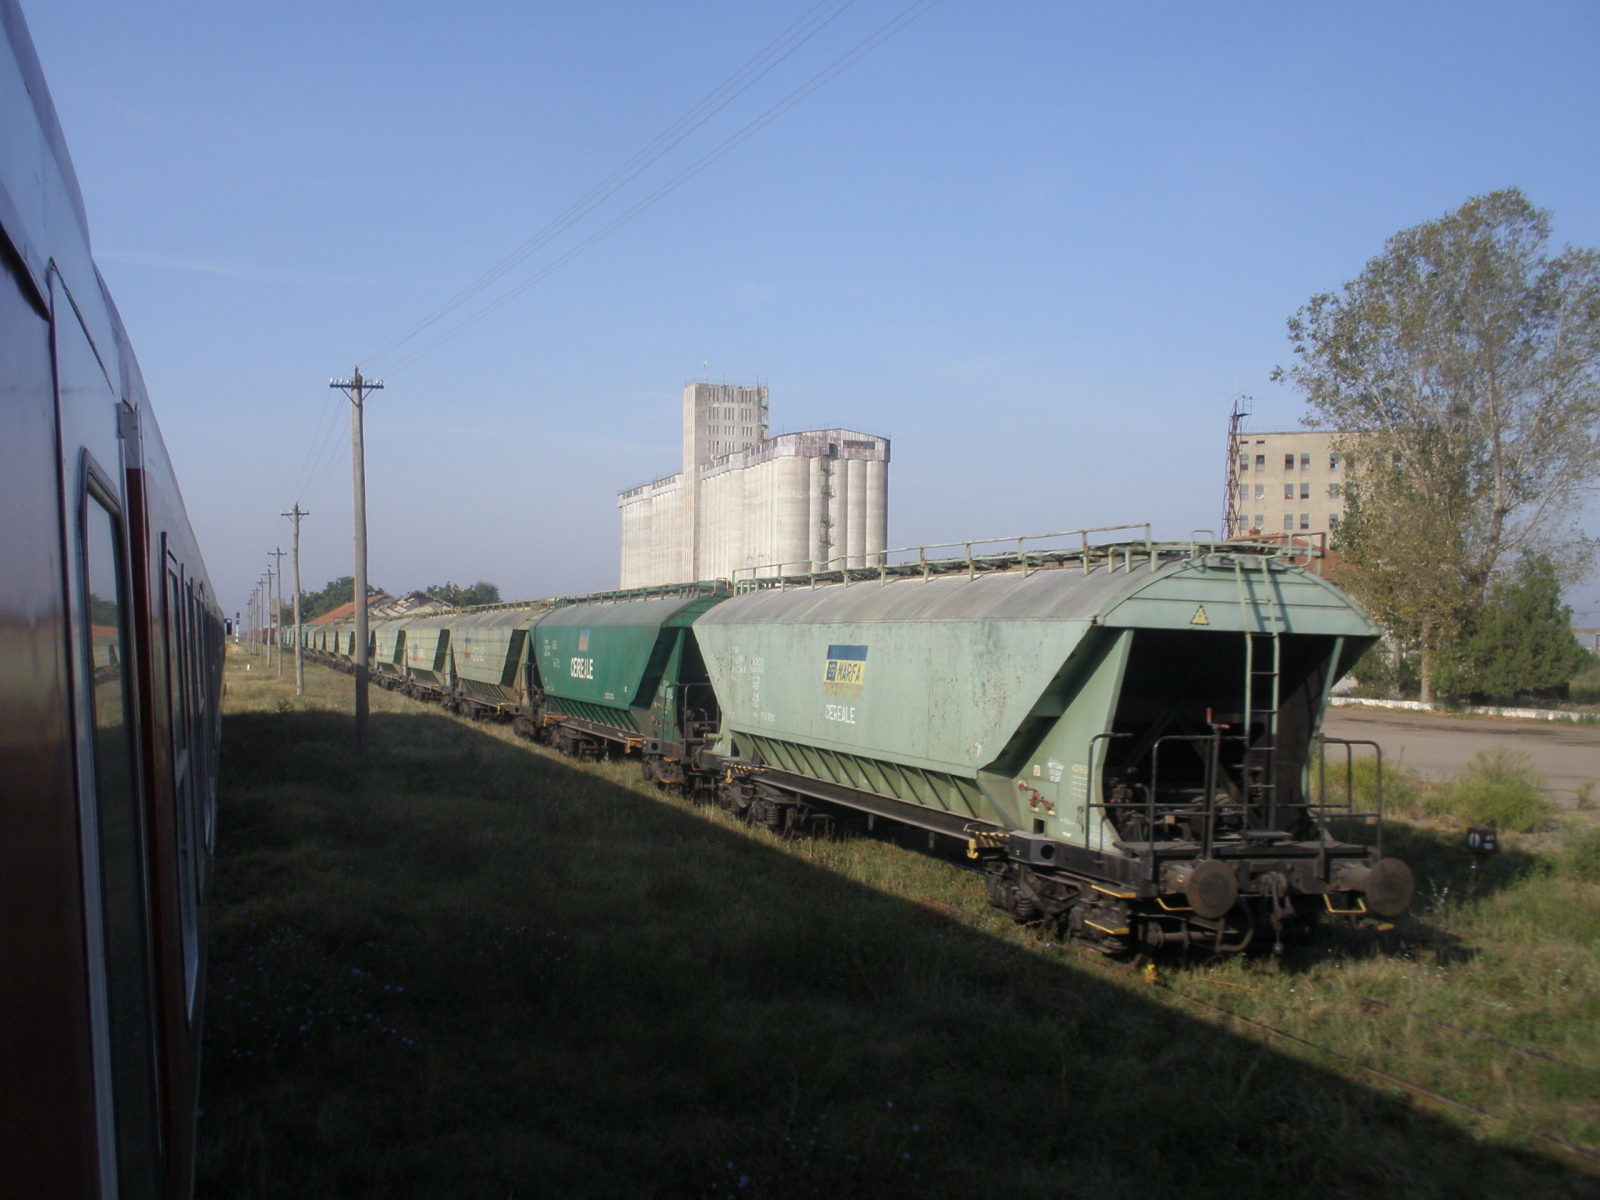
(428, 580, 501, 608)
(1275, 189, 1600, 699)
(1434, 553, 1590, 699)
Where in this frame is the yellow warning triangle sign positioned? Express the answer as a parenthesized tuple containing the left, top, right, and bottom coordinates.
(1191, 605, 1210, 626)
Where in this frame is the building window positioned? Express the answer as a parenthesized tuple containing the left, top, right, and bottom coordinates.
(1345, 455, 1356, 471)
(1329, 482, 1341, 498)
(1255, 454, 1265, 470)
(1300, 513, 1310, 530)
(1254, 514, 1264, 529)
(1330, 453, 1341, 470)
(1283, 483, 1294, 499)
(1330, 512, 1342, 526)
(1238, 454, 1249, 472)
(1283, 514, 1294, 531)
(1239, 484, 1249, 502)
(1300, 453, 1311, 470)
(1300, 482, 1310, 499)
(1284, 453, 1295, 471)
(1254, 484, 1264, 500)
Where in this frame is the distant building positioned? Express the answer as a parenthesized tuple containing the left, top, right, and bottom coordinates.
(310, 592, 395, 624)
(617, 382, 889, 588)
(1227, 429, 1351, 539)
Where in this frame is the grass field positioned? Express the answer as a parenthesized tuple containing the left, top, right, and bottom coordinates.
(199, 645, 1600, 1198)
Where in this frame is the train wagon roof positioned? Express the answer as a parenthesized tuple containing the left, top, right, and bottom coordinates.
(697, 550, 1378, 639)
(449, 604, 551, 632)
(536, 591, 722, 630)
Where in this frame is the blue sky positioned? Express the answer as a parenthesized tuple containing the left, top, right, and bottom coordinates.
(25, 1, 1600, 621)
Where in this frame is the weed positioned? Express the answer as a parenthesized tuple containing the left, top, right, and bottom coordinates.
(1314, 751, 1429, 818)
(1564, 826, 1600, 884)
(1576, 781, 1596, 812)
(1427, 747, 1556, 832)
(1570, 660, 1600, 706)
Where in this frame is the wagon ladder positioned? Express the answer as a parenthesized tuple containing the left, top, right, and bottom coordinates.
(1234, 556, 1286, 828)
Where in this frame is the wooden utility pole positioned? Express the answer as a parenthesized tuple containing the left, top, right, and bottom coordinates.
(283, 504, 309, 695)
(330, 367, 383, 752)
(264, 564, 276, 671)
(270, 547, 287, 676)
(256, 578, 268, 656)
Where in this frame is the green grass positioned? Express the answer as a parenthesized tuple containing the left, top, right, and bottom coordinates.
(200, 646, 1600, 1198)
(1565, 827, 1600, 884)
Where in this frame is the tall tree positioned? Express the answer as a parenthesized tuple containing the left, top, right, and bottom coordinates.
(1434, 553, 1591, 699)
(1275, 189, 1600, 698)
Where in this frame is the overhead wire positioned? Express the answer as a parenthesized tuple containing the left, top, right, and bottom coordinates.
(380, 0, 943, 377)
(301, 417, 352, 510)
(361, 0, 860, 371)
(288, 388, 345, 504)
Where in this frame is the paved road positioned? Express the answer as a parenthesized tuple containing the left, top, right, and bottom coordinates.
(1322, 706, 1600, 808)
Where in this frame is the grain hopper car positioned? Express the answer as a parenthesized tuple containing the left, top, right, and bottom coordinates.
(528, 586, 727, 783)
(688, 537, 1412, 952)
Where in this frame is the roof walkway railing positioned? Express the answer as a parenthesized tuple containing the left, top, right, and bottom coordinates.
(728, 525, 1327, 592)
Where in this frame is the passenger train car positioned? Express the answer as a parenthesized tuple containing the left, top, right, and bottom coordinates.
(0, 3, 224, 1195)
(306, 534, 1413, 955)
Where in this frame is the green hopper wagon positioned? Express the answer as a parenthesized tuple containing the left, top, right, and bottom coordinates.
(533, 586, 728, 775)
(693, 542, 1412, 953)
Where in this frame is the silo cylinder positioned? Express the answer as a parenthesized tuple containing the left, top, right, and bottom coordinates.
(847, 459, 867, 569)
(865, 458, 887, 565)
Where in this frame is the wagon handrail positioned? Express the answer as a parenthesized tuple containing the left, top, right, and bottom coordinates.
(728, 524, 1323, 589)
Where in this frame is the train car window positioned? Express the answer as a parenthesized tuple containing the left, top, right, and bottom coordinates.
(80, 464, 162, 1198)
(187, 581, 214, 863)
(165, 554, 201, 1017)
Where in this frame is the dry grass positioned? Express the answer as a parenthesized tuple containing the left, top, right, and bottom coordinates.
(200, 644, 1600, 1197)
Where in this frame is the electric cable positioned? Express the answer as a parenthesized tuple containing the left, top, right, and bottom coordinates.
(380, 0, 942, 376)
(361, 0, 860, 369)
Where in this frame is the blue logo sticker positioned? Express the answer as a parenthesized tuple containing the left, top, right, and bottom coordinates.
(822, 644, 868, 697)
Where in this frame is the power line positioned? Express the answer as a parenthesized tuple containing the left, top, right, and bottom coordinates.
(361, 0, 860, 371)
(380, 0, 943, 377)
(288, 387, 345, 504)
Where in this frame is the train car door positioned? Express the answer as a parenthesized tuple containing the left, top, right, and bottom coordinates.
(54, 270, 164, 1199)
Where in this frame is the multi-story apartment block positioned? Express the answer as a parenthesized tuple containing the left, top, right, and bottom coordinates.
(1227, 429, 1351, 539)
(617, 382, 889, 588)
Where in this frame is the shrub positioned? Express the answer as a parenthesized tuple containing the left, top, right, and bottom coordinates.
(1572, 660, 1600, 706)
(1565, 826, 1600, 883)
(1427, 746, 1554, 831)
(1345, 642, 1418, 700)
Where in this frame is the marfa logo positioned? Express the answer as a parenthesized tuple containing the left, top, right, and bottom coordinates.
(822, 644, 867, 698)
